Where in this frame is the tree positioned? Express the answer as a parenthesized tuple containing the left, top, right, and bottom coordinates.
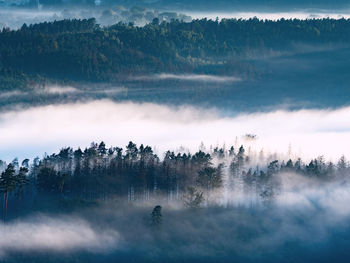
(0, 164, 16, 221)
(337, 155, 348, 176)
(98, 141, 107, 156)
(183, 186, 204, 208)
(37, 167, 59, 193)
(151, 205, 162, 228)
(237, 146, 245, 166)
(21, 159, 30, 169)
(14, 167, 29, 200)
(197, 166, 223, 191)
(267, 160, 279, 176)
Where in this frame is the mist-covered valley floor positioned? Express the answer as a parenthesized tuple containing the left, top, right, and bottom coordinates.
(3, 171, 350, 263)
(3, 204, 350, 263)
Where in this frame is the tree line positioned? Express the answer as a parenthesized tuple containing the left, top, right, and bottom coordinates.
(1, 141, 349, 219)
(1, 17, 350, 89)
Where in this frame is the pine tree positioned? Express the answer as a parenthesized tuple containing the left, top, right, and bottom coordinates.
(151, 205, 162, 228)
(0, 164, 16, 222)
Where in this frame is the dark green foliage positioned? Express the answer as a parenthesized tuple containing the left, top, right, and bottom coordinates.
(1, 18, 350, 89)
(14, 167, 29, 199)
(0, 163, 28, 221)
(197, 165, 223, 191)
(0, 164, 16, 196)
(151, 205, 162, 227)
(37, 167, 60, 193)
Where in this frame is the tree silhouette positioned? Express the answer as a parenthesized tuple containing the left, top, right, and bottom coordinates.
(151, 205, 162, 228)
(183, 186, 204, 209)
(14, 167, 29, 200)
(0, 164, 16, 222)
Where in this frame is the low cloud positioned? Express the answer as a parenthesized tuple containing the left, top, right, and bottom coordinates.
(0, 100, 349, 161)
(0, 85, 126, 100)
(40, 86, 79, 94)
(0, 215, 120, 258)
(133, 74, 241, 83)
(188, 11, 350, 21)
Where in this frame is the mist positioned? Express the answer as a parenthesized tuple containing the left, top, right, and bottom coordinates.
(133, 74, 241, 82)
(2, 5, 350, 31)
(0, 6, 192, 29)
(0, 215, 120, 258)
(3, 171, 350, 262)
(187, 10, 350, 21)
(0, 99, 349, 161)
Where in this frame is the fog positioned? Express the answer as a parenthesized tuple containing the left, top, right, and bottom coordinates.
(0, 6, 192, 29)
(187, 11, 350, 21)
(3, 171, 350, 262)
(0, 99, 349, 161)
(2, 6, 350, 30)
(133, 74, 241, 82)
(0, 85, 125, 100)
(0, 215, 120, 258)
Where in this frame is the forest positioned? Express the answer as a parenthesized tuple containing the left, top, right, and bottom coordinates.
(1, 17, 350, 89)
(1, 141, 349, 221)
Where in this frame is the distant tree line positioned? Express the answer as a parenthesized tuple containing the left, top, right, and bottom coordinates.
(1, 17, 350, 89)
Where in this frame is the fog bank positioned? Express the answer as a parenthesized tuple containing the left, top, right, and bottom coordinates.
(0, 100, 349, 161)
(0, 215, 119, 258)
(188, 11, 350, 21)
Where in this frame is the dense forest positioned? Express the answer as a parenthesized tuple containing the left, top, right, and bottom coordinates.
(1, 17, 350, 89)
(1, 141, 349, 220)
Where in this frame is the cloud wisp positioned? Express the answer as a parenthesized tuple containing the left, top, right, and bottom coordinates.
(133, 74, 241, 83)
(0, 215, 120, 258)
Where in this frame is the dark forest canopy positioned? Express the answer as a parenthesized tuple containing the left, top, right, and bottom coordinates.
(1, 17, 350, 89)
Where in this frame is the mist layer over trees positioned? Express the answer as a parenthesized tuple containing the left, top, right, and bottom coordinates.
(1, 141, 349, 212)
(1, 142, 350, 262)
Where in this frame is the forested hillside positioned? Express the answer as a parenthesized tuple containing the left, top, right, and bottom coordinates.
(1, 18, 350, 89)
(1, 141, 349, 220)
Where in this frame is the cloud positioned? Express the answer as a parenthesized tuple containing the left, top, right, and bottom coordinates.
(0, 99, 349, 161)
(40, 86, 79, 94)
(188, 11, 350, 21)
(133, 74, 241, 83)
(0, 215, 120, 258)
(0, 86, 126, 101)
(0, 90, 23, 99)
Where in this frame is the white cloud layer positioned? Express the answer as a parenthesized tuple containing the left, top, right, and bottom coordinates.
(188, 11, 350, 21)
(0, 216, 120, 257)
(0, 100, 349, 161)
